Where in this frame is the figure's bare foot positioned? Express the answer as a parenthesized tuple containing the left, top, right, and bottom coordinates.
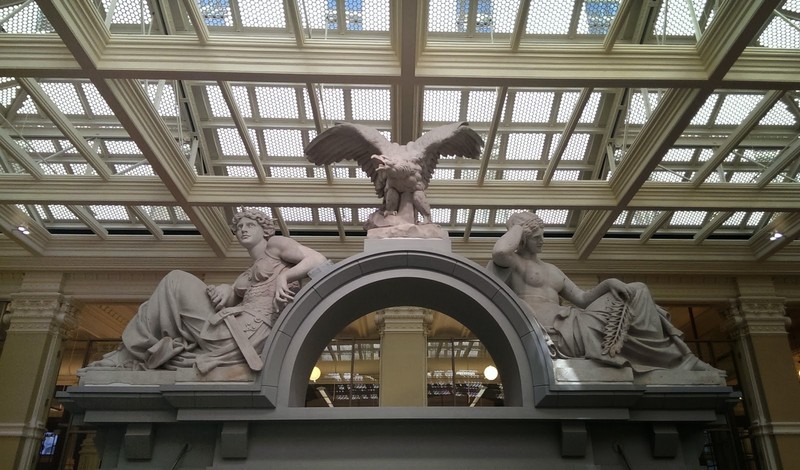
(85, 346, 144, 370)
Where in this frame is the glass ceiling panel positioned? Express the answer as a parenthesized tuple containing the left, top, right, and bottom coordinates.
(0, 1, 54, 34)
(298, 0, 390, 37)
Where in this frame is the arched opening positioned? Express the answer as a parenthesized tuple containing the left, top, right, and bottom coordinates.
(260, 249, 549, 408)
(305, 310, 504, 407)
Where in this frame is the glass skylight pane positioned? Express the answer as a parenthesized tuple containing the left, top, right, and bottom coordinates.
(198, 0, 233, 27)
(355, 168, 370, 179)
(40, 163, 68, 175)
(70, 164, 95, 176)
(745, 212, 764, 227)
(495, 209, 530, 225)
(423, 89, 460, 122)
(264, 129, 304, 157)
(318, 207, 337, 222)
(90, 205, 129, 221)
(359, 0, 391, 32)
(144, 82, 178, 117)
(99, 0, 152, 25)
(579, 92, 601, 123)
(506, 133, 545, 160)
(466, 90, 497, 123)
(662, 148, 695, 162)
(759, 100, 796, 126)
(455, 208, 470, 224)
(39, 83, 85, 115)
(232, 86, 253, 118)
(557, 92, 579, 122)
(34, 204, 47, 219)
(560, 133, 589, 161)
(630, 210, 659, 226)
(577, 0, 620, 35)
(511, 92, 553, 123)
(503, 169, 538, 181)
(81, 83, 115, 115)
(536, 209, 568, 225)
(471, 208, 489, 224)
(757, 16, 800, 49)
(722, 211, 746, 227)
(670, 211, 706, 226)
(690, 94, 718, 125)
(526, 0, 572, 34)
(612, 210, 628, 226)
(49, 205, 78, 220)
(430, 208, 451, 224)
(460, 169, 478, 180)
(552, 170, 580, 181)
(105, 140, 142, 155)
(114, 164, 155, 176)
(17, 96, 38, 114)
(714, 94, 761, 125)
(227, 165, 257, 177)
(319, 87, 345, 121)
(431, 168, 455, 180)
(206, 85, 230, 117)
(357, 207, 375, 222)
(217, 128, 248, 156)
(653, 0, 710, 37)
(22, 139, 56, 154)
(0, 1, 53, 33)
(352, 88, 391, 121)
(649, 171, 685, 182)
(142, 206, 171, 222)
(728, 172, 758, 184)
(427, 0, 464, 33)
(256, 86, 300, 119)
(239, 0, 286, 28)
(271, 166, 307, 178)
(281, 207, 313, 222)
(0, 84, 19, 108)
(740, 149, 779, 164)
(627, 91, 662, 124)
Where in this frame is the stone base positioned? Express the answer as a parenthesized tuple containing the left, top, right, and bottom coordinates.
(78, 363, 255, 386)
(364, 236, 452, 254)
(553, 358, 726, 385)
(634, 368, 726, 386)
(366, 222, 449, 240)
(553, 358, 634, 383)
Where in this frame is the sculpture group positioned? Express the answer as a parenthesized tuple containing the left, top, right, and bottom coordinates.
(85, 123, 723, 383)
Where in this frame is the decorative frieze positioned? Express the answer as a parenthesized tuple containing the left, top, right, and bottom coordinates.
(722, 296, 789, 338)
(7, 294, 77, 335)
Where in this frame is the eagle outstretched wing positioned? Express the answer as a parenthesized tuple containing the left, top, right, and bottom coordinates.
(304, 122, 392, 196)
(409, 122, 484, 188)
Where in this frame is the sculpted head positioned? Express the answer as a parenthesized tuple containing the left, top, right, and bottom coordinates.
(230, 209, 276, 239)
(507, 211, 545, 251)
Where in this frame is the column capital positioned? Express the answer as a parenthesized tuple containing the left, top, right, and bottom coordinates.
(723, 296, 790, 338)
(374, 307, 433, 335)
(7, 293, 78, 336)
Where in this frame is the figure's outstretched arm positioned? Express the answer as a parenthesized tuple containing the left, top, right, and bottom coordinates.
(560, 273, 631, 309)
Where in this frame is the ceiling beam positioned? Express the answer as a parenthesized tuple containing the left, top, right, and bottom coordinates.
(218, 80, 268, 182)
(0, 204, 49, 255)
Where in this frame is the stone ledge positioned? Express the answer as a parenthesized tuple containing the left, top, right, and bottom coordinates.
(78, 364, 255, 386)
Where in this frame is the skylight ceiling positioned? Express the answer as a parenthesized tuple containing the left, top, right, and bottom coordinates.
(0, 0, 799, 270)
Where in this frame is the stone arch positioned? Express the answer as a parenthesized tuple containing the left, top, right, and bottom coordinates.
(259, 247, 553, 408)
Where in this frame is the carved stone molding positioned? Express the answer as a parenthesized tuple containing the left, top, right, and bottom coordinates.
(7, 294, 78, 335)
(722, 296, 790, 338)
(374, 307, 434, 335)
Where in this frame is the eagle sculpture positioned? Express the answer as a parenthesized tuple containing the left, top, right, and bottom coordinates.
(304, 122, 483, 228)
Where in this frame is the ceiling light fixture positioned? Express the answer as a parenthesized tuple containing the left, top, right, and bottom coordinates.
(769, 231, 783, 241)
(310, 366, 321, 382)
(17, 225, 30, 235)
(483, 365, 498, 381)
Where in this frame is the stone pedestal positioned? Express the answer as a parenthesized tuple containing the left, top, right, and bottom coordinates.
(723, 277, 800, 470)
(375, 307, 433, 406)
(0, 272, 75, 470)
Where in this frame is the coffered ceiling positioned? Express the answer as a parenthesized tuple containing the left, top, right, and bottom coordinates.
(0, 0, 798, 275)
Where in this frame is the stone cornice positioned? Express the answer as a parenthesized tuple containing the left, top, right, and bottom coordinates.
(7, 294, 77, 335)
(723, 296, 790, 338)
